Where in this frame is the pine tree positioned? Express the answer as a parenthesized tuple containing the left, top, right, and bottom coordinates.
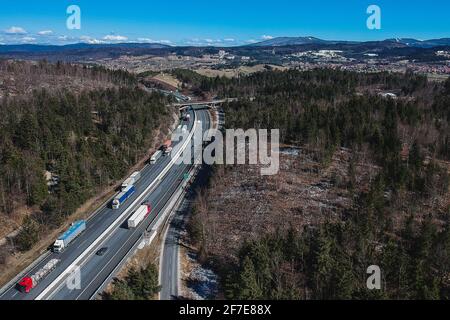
(237, 256, 263, 300)
(107, 280, 135, 300)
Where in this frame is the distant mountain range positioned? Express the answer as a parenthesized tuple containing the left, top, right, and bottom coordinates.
(247, 36, 353, 47)
(248, 36, 450, 48)
(0, 37, 449, 63)
(0, 37, 449, 53)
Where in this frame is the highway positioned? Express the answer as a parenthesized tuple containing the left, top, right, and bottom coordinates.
(0, 105, 211, 300)
(160, 107, 222, 300)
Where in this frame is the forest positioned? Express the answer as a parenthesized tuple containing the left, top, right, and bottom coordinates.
(180, 68, 450, 299)
(0, 60, 172, 256)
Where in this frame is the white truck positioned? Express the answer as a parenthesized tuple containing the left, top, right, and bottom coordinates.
(150, 150, 162, 164)
(121, 171, 141, 190)
(53, 220, 86, 253)
(127, 204, 152, 229)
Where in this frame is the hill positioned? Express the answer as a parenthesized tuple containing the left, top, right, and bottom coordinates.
(248, 36, 450, 48)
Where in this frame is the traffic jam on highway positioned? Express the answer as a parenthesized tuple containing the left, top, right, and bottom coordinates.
(14, 110, 194, 295)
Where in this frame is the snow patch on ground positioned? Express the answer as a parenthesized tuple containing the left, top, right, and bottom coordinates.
(183, 251, 219, 300)
(280, 147, 301, 156)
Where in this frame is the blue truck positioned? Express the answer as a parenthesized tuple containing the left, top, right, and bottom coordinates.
(53, 220, 87, 253)
(112, 185, 136, 210)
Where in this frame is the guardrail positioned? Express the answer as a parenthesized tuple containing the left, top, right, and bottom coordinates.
(35, 112, 198, 300)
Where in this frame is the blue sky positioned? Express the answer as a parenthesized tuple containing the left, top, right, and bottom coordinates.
(0, 0, 449, 46)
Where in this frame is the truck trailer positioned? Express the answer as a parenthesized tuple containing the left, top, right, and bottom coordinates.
(121, 171, 141, 190)
(112, 185, 136, 209)
(127, 204, 152, 229)
(53, 220, 87, 253)
(17, 259, 61, 293)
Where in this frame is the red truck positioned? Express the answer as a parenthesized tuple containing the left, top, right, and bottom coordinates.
(17, 259, 60, 293)
(161, 140, 173, 155)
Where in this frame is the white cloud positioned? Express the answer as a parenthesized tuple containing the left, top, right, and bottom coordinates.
(262, 35, 274, 40)
(80, 36, 105, 44)
(203, 39, 223, 45)
(137, 38, 172, 45)
(21, 36, 36, 43)
(246, 39, 258, 44)
(38, 30, 53, 36)
(58, 35, 68, 40)
(183, 38, 240, 46)
(137, 37, 155, 43)
(4, 26, 27, 34)
(184, 40, 203, 46)
(103, 35, 128, 41)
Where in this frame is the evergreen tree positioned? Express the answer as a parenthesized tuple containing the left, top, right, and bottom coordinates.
(236, 256, 263, 300)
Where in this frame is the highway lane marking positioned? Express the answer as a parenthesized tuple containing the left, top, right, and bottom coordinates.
(75, 239, 88, 250)
(36, 111, 198, 300)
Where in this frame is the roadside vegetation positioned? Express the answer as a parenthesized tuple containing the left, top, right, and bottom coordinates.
(103, 263, 161, 300)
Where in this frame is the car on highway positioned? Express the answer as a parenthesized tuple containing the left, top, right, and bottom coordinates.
(96, 247, 108, 256)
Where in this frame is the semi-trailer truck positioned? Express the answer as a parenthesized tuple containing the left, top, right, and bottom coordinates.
(112, 184, 136, 209)
(150, 150, 162, 164)
(127, 204, 152, 229)
(17, 259, 61, 293)
(53, 220, 87, 253)
(121, 171, 141, 190)
(161, 140, 173, 155)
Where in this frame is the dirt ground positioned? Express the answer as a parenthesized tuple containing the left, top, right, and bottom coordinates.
(189, 147, 381, 266)
(151, 73, 182, 90)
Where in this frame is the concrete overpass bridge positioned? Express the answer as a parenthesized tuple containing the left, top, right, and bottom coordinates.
(174, 98, 237, 110)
